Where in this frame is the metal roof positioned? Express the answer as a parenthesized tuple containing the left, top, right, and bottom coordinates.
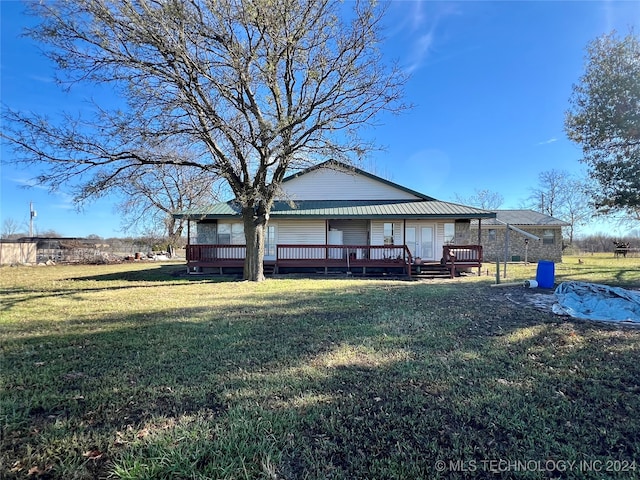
(174, 200, 496, 220)
(477, 209, 570, 227)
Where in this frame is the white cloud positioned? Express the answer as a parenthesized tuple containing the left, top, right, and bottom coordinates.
(11, 177, 45, 189)
(406, 31, 435, 74)
(389, 2, 463, 74)
(11, 177, 75, 209)
(537, 138, 558, 146)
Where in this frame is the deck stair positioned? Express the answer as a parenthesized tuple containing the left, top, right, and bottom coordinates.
(411, 262, 451, 279)
(263, 262, 276, 276)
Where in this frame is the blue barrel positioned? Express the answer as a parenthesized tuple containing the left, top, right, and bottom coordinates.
(536, 261, 555, 288)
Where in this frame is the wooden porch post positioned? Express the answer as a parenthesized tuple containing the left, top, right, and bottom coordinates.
(403, 219, 406, 263)
(478, 218, 482, 276)
(186, 220, 191, 265)
(325, 219, 329, 275)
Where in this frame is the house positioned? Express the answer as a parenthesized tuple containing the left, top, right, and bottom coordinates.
(174, 161, 496, 277)
(471, 210, 570, 264)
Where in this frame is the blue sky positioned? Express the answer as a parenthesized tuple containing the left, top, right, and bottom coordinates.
(2, 0, 640, 238)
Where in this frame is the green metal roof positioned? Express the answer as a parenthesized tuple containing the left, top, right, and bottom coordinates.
(174, 200, 496, 220)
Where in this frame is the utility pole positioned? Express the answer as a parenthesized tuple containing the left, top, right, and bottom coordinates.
(29, 202, 37, 237)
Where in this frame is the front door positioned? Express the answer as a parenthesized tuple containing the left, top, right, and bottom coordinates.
(421, 226, 434, 260)
(405, 227, 417, 257)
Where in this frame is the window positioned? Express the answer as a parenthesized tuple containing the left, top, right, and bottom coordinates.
(265, 225, 276, 257)
(488, 229, 497, 242)
(217, 224, 231, 244)
(444, 223, 455, 244)
(196, 222, 216, 244)
(216, 223, 244, 244)
(543, 229, 555, 245)
(383, 223, 394, 245)
(231, 223, 244, 244)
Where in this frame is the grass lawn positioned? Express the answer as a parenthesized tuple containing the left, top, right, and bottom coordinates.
(1, 256, 639, 479)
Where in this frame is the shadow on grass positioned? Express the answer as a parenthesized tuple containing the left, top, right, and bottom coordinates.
(67, 263, 230, 283)
(0, 265, 234, 313)
(2, 282, 640, 479)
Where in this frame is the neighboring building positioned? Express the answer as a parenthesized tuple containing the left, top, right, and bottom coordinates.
(12, 237, 114, 264)
(0, 239, 37, 265)
(471, 210, 570, 264)
(174, 160, 496, 276)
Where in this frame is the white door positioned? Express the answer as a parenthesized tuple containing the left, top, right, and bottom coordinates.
(264, 225, 277, 261)
(405, 227, 417, 257)
(328, 230, 343, 259)
(421, 226, 434, 260)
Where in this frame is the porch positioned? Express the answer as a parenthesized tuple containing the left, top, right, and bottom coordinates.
(185, 244, 483, 278)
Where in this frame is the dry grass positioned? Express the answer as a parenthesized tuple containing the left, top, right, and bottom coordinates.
(1, 259, 639, 479)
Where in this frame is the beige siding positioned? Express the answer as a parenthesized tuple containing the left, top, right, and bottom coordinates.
(328, 219, 369, 245)
(370, 221, 403, 245)
(277, 219, 326, 244)
(281, 166, 420, 200)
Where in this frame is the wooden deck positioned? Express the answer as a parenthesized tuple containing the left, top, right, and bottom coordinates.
(185, 244, 483, 278)
(442, 245, 483, 277)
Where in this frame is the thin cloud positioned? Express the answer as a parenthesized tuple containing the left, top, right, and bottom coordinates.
(390, 2, 463, 74)
(12, 177, 46, 189)
(28, 74, 55, 83)
(11, 177, 75, 209)
(406, 31, 435, 74)
(537, 138, 558, 146)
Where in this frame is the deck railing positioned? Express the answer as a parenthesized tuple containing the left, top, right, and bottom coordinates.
(442, 245, 483, 277)
(186, 244, 246, 262)
(186, 243, 484, 277)
(276, 244, 412, 264)
(186, 243, 413, 274)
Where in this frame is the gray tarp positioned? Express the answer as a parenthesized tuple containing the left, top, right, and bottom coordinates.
(552, 281, 640, 324)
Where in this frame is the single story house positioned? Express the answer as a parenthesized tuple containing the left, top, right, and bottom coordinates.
(174, 160, 497, 277)
(471, 210, 570, 264)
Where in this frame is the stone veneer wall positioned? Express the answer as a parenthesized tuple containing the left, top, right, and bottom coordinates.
(196, 222, 217, 244)
(472, 226, 564, 263)
(454, 220, 472, 244)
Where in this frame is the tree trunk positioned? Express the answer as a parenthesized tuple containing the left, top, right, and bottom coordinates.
(243, 207, 266, 282)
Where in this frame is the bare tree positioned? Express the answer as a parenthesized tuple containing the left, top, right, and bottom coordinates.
(523, 169, 593, 244)
(2, 0, 408, 281)
(562, 177, 595, 244)
(453, 189, 503, 210)
(114, 161, 223, 246)
(1, 218, 21, 239)
(528, 169, 570, 218)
